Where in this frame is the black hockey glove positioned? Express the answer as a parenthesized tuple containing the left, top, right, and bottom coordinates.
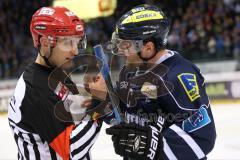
(106, 122, 163, 160)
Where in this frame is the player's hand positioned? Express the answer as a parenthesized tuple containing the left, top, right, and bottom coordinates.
(84, 73, 107, 100)
(67, 95, 92, 115)
(106, 122, 163, 160)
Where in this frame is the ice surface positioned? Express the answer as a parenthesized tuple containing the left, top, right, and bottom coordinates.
(1, 103, 240, 159)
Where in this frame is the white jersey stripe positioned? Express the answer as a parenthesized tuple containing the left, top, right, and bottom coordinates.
(27, 143, 35, 160)
(18, 152, 22, 160)
(170, 124, 205, 159)
(71, 121, 88, 137)
(163, 137, 178, 160)
(14, 128, 27, 160)
(71, 132, 100, 160)
(70, 122, 97, 151)
(32, 134, 48, 160)
(21, 133, 35, 160)
(10, 122, 47, 160)
(43, 141, 54, 160)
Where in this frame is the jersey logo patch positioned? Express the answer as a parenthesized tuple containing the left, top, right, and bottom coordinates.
(182, 105, 211, 132)
(121, 10, 163, 24)
(38, 7, 55, 16)
(178, 73, 200, 102)
(141, 82, 157, 99)
(55, 82, 69, 100)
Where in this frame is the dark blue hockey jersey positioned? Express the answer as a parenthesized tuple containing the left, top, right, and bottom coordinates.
(116, 50, 216, 159)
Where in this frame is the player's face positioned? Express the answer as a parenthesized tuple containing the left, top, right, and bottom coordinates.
(111, 34, 143, 66)
(120, 41, 156, 65)
(111, 36, 142, 56)
(50, 36, 86, 69)
(111, 32, 157, 64)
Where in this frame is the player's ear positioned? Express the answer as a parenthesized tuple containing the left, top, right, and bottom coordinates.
(142, 41, 156, 56)
(39, 36, 51, 56)
(39, 36, 49, 47)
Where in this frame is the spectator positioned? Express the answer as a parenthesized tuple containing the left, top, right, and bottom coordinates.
(208, 36, 217, 58)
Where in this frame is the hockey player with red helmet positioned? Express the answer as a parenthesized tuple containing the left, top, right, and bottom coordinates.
(8, 6, 108, 160)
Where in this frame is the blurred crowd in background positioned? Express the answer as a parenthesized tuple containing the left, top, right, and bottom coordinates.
(0, 0, 240, 79)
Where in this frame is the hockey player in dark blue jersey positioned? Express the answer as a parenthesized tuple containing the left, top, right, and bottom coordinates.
(106, 4, 216, 160)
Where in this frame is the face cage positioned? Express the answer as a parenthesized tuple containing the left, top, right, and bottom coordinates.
(107, 32, 144, 56)
(52, 35, 87, 52)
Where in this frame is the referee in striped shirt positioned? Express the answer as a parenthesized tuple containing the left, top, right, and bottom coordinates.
(8, 6, 108, 160)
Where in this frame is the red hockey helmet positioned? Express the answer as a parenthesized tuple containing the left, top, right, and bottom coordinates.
(30, 6, 85, 48)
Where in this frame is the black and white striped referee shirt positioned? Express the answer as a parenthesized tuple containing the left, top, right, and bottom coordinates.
(8, 63, 101, 160)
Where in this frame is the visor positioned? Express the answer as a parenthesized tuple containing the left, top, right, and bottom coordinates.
(107, 32, 143, 56)
(56, 35, 87, 52)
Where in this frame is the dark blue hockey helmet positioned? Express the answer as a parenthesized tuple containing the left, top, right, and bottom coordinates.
(114, 4, 170, 51)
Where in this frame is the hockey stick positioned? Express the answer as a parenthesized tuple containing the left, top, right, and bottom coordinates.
(93, 45, 123, 124)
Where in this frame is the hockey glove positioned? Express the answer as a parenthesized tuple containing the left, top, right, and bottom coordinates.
(106, 122, 163, 160)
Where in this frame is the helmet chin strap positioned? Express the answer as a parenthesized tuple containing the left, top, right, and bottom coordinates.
(38, 47, 54, 67)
